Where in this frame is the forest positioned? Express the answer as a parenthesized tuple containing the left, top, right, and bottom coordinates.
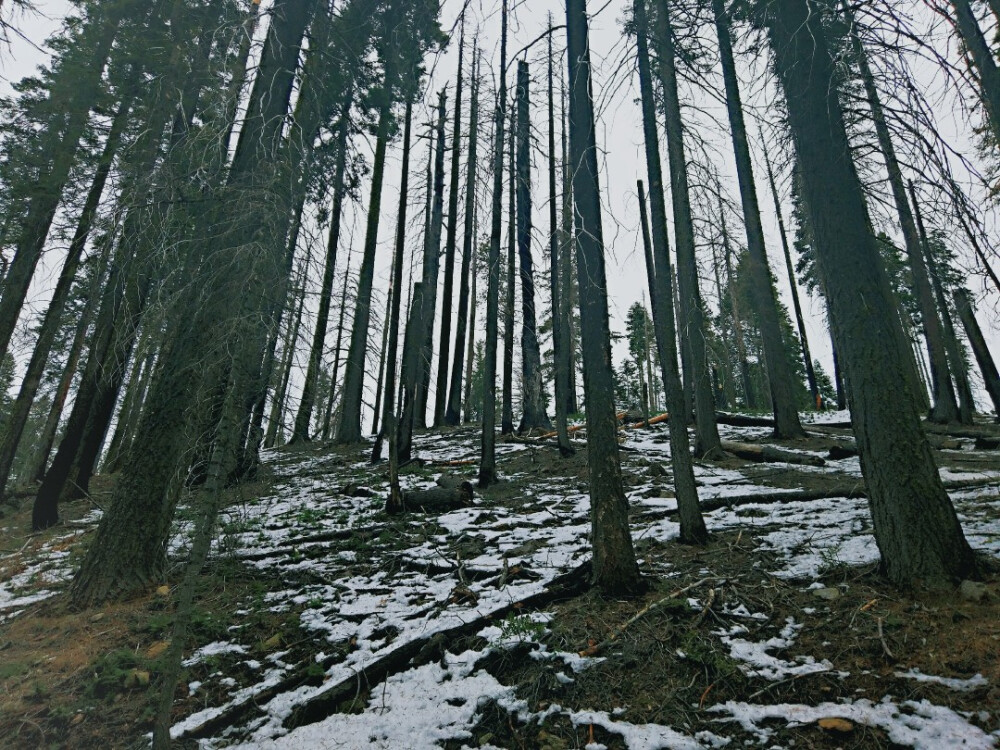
(0, 0, 999, 746)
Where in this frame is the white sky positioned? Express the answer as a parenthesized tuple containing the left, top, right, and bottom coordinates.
(3, 0, 1000, 422)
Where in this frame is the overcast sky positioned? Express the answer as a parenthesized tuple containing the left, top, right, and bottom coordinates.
(3, 0, 999, 417)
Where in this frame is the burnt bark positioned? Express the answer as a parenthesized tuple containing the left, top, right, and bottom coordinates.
(633, 0, 704, 545)
(765, 0, 976, 587)
(515, 61, 551, 434)
(653, 0, 720, 456)
(711, 0, 804, 438)
(566, 0, 643, 594)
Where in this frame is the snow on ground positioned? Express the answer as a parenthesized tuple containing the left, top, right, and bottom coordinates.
(0, 523, 94, 622)
(3, 418, 997, 748)
(162, 422, 1000, 747)
(711, 698, 998, 749)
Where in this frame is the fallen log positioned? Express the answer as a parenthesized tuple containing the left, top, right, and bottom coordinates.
(923, 422, 1000, 440)
(721, 441, 826, 467)
(624, 412, 671, 429)
(397, 483, 474, 514)
(715, 412, 776, 428)
(179, 561, 591, 740)
(435, 474, 472, 489)
(636, 476, 1000, 520)
(539, 412, 625, 440)
(283, 561, 592, 731)
(827, 444, 858, 460)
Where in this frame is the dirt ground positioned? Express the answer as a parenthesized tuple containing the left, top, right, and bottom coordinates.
(0, 419, 998, 749)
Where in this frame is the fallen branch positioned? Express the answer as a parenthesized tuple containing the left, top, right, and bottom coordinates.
(624, 412, 671, 429)
(179, 563, 591, 740)
(715, 412, 775, 428)
(579, 578, 714, 657)
(539, 412, 626, 440)
(721, 441, 826, 467)
(635, 476, 1000, 520)
(284, 561, 591, 731)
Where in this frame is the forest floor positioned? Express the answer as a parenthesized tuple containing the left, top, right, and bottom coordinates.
(1, 412, 999, 749)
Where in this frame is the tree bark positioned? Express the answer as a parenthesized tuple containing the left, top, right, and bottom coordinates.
(434, 34, 465, 428)
(908, 180, 969, 424)
(639, 183, 707, 545)
(711, 0, 804, 438)
(762, 143, 817, 405)
(502, 103, 517, 437)
(336, 102, 391, 444)
(398, 283, 426, 464)
(548, 29, 574, 456)
(446, 52, 480, 427)
(720, 208, 755, 410)
(653, 0, 721, 455)
(953, 288, 1000, 417)
(560, 80, 579, 416)
(633, 0, 704, 544)
(291, 89, 352, 442)
(479, 1, 508, 487)
(374, 100, 412, 511)
(415, 92, 449, 429)
(566, 0, 643, 594)
(765, 0, 976, 587)
(322, 243, 354, 439)
(515, 61, 551, 434)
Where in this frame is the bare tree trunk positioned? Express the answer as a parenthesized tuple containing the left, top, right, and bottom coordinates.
(434, 31, 465, 428)
(720, 207, 755, 410)
(464, 224, 478, 423)
(103, 335, 156, 475)
(502, 102, 516, 437)
(370, 290, 391, 437)
(953, 288, 1000, 417)
(415, 92, 449, 429)
(908, 180, 967, 423)
(27, 229, 112, 485)
(479, 0, 508, 487)
(0, 94, 131, 495)
(766, 0, 976, 587)
(398, 283, 426, 464)
(446, 51, 480, 426)
(559, 80, 579, 416)
(634, 0, 705, 545)
(916, 196, 976, 424)
(291, 89, 352, 442)
(322, 244, 354, 440)
(264, 278, 306, 447)
(515, 61, 551, 434)
(653, 0, 721, 456)
(711, 0, 804, 438)
(762, 143, 817, 406)
(548, 26, 573, 455)
(566, 0, 643, 594)
(372, 101, 412, 473)
(336, 101, 391, 444)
